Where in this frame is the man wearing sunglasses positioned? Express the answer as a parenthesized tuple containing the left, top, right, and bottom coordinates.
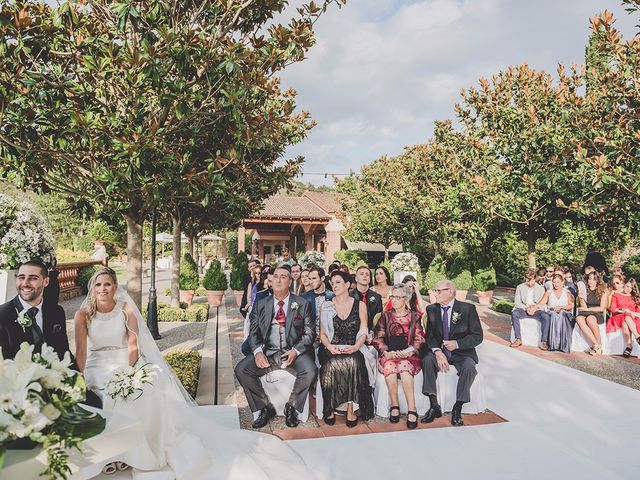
(420, 279, 483, 427)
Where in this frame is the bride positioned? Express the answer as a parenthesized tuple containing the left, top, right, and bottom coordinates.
(74, 267, 315, 479)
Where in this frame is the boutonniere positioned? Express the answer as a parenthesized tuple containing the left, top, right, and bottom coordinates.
(16, 310, 32, 332)
(291, 302, 299, 311)
(369, 296, 376, 303)
(451, 312, 461, 325)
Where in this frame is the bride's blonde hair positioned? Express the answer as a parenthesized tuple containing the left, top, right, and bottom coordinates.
(85, 267, 119, 323)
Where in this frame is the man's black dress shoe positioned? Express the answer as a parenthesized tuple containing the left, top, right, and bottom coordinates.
(284, 403, 299, 428)
(252, 404, 276, 429)
(451, 405, 464, 426)
(420, 405, 442, 423)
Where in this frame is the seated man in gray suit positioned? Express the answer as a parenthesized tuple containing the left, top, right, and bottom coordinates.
(234, 265, 317, 429)
(510, 268, 548, 350)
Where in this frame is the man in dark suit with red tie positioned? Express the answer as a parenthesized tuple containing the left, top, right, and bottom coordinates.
(421, 279, 483, 426)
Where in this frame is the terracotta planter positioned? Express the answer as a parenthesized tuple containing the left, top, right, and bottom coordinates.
(179, 290, 194, 305)
(428, 290, 437, 304)
(476, 290, 494, 306)
(455, 290, 468, 301)
(233, 290, 244, 307)
(206, 290, 225, 307)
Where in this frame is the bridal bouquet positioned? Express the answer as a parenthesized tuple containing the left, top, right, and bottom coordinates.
(298, 251, 326, 269)
(104, 363, 159, 402)
(0, 342, 103, 480)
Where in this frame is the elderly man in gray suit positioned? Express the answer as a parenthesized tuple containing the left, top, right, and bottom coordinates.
(234, 265, 317, 429)
(510, 268, 548, 350)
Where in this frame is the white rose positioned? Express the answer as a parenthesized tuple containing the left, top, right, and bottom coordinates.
(42, 403, 61, 420)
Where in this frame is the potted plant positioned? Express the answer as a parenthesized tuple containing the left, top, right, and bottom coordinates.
(474, 266, 497, 305)
(229, 252, 249, 307)
(390, 252, 420, 285)
(203, 259, 228, 307)
(425, 255, 447, 303)
(448, 255, 473, 301)
(179, 253, 200, 305)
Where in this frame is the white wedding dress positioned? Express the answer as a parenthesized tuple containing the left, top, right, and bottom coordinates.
(83, 299, 315, 480)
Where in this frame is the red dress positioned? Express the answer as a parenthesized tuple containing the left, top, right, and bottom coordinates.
(373, 310, 425, 377)
(606, 293, 640, 333)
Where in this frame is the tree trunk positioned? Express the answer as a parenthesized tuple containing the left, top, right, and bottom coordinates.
(170, 213, 182, 308)
(526, 225, 537, 269)
(187, 234, 195, 259)
(384, 244, 389, 262)
(124, 212, 143, 310)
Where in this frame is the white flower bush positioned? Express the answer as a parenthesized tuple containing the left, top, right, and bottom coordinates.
(0, 193, 55, 270)
(390, 252, 420, 272)
(298, 251, 326, 269)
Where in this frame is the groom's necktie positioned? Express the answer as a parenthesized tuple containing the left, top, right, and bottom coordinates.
(441, 306, 451, 359)
(27, 307, 44, 346)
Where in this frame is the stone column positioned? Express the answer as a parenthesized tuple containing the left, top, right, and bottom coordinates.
(238, 226, 245, 253)
(324, 218, 344, 264)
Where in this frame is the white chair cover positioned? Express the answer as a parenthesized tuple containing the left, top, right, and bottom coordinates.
(373, 370, 430, 417)
(571, 323, 608, 354)
(254, 369, 310, 422)
(606, 330, 640, 357)
(436, 367, 487, 414)
(510, 318, 541, 346)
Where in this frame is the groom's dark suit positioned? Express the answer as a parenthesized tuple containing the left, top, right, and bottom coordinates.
(234, 294, 317, 413)
(0, 295, 72, 362)
(421, 300, 483, 403)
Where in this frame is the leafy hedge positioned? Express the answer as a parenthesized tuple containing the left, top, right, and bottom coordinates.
(492, 300, 514, 314)
(75, 264, 103, 294)
(623, 254, 640, 283)
(150, 302, 209, 322)
(334, 249, 368, 271)
(165, 350, 201, 398)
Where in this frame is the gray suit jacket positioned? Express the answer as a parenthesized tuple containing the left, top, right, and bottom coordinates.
(513, 283, 546, 310)
(248, 294, 315, 356)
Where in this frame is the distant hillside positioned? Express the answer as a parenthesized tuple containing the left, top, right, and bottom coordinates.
(280, 180, 334, 196)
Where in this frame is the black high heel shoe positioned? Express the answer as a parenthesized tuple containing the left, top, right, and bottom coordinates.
(406, 411, 418, 430)
(389, 406, 400, 424)
(346, 417, 358, 428)
(324, 414, 336, 426)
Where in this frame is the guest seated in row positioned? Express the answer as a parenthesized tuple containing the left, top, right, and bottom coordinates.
(350, 266, 383, 331)
(318, 270, 375, 427)
(372, 266, 393, 306)
(534, 274, 574, 352)
(607, 278, 640, 358)
(576, 266, 596, 301)
(575, 271, 608, 355)
(372, 284, 425, 429)
(536, 267, 547, 287)
(608, 274, 624, 307)
(510, 268, 548, 349)
(400, 274, 428, 316)
(297, 267, 311, 295)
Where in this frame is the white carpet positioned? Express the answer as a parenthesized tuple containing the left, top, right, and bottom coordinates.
(287, 341, 640, 480)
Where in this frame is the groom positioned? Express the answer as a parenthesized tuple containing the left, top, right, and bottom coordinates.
(235, 265, 317, 428)
(421, 279, 483, 427)
(0, 259, 102, 407)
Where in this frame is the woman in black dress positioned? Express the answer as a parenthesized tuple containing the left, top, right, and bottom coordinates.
(318, 270, 374, 427)
(576, 271, 608, 355)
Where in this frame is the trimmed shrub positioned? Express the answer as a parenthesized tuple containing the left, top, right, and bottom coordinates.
(186, 304, 209, 322)
(165, 350, 201, 398)
(76, 264, 103, 294)
(492, 300, 514, 314)
(473, 266, 497, 291)
(194, 286, 207, 297)
(203, 259, 228, 290)
(179, 253, 199, 291)
(425, 255, 447, 290)
(334, 249, 368, 271)
(451, 269, 473, 290)
(152, 302, 209, 322)
(229, 252, 249, 291)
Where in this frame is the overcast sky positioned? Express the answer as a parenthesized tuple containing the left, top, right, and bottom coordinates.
(278, 0, 638, 186)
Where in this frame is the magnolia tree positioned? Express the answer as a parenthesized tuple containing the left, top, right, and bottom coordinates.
(0, 0, 345, 307)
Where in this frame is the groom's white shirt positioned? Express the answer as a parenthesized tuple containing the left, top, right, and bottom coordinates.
(18, 296, 44, 332)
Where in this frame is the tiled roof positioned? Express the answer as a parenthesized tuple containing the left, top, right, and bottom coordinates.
(303, 191, 345, 214)
(251, 195, 331, 220)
